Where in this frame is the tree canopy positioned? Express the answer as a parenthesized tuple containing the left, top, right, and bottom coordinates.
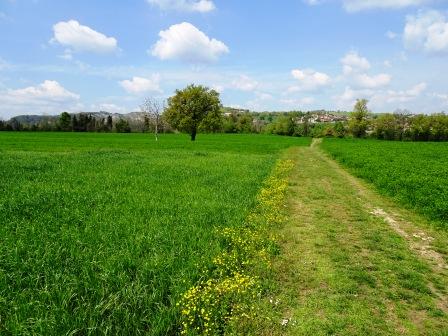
(164, 84, 223, 141)
(349, 99, 370, 138)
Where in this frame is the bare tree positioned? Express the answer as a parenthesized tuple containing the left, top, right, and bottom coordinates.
(140, 97, 165, 141)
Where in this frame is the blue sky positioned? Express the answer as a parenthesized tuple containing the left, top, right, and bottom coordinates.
(1, 0, 448, 119)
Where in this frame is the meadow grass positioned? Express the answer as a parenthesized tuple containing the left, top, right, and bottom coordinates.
(321, 138, 448, 228)
(259, 145, 448, 335)
(0, 132, 309, 335)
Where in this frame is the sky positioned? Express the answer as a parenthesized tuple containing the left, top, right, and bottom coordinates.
(1, 0, 448, 119)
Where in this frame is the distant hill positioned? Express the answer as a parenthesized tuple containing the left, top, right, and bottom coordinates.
(9, 111, 147, 125)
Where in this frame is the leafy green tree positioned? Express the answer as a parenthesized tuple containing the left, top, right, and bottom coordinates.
(265, 116, 295, 136)
(348, 99, 369, 138)
(86, 115, 97, 132)
(374, 114, 398, 140)
(430, 114, 448, 141)
(333, 121, 346, 138)
(410, 115, 431, 141)
(71, 115, 78, 131)
(164, 84, 222, 141)
(10, 118, 23, 131)
(106, 115, 113, 132)
(115, 119, 131, 133)
(236, 113, 254, 133)
(59, 112, 72, 131)
(223, 114, 237, 133)
(299, 115, 311, 137)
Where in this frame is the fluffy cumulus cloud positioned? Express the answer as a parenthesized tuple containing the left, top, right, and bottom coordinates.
(147, 0, 215, 12)
(341, 51, 370, 75)
(404, 10, 448, 54)
(0, 80, 80, 119)
(151, 22, 229, 63)
(289, 68, 331, 91)
(355, 73, 391, 88)
(231, 75, 259, 91)
(333, 86, 373, 108)
(51, 20, 118, 54)
(380, 82, 427, 103)
(340, 51, 391, 88)
(119, 75, 162, 94)
(334, 82, 427, 109)
(90, 103, 128, 113)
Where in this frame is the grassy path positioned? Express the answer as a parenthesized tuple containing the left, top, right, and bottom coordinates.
(266, 140, 448, 335)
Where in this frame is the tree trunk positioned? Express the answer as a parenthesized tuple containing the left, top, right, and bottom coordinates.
(191, 128, 197, 141)
(155, 115, 159, 141)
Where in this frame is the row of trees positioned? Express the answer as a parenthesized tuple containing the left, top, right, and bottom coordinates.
(0, 112, 172, 134)
(1, 85, 448, 142)
(0, 113, 116, 132)
(348, 99, 448, 141)
(161, 91, 448, 141)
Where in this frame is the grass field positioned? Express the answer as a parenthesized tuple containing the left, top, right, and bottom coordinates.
(0, 132, 310, 335)
(264, 143, 448, 335)
(321, 139, 448, 227)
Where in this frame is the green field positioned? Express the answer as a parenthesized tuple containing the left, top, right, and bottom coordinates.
(321, 138, 448, 227)
(0, 132, 310, 335)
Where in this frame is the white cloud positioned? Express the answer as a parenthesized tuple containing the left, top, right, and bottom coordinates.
(119, 75, 162, 94)
(255, 92, 273, 100)
(151, 22, 229, 63)
(303, 0, 323, 5)
(304, 0, 431, 12)
(211, 84, 224, 93)
(0, 80, 80, 119)
(340, 51, 391, 89)
(51, 20, 118, 54)
(386, 31, 398, 39)
(6, 80, 79, 101)
(147, 0, 215, 12)
(341, 51, 370, 75)
(232, 75, 259, 91)
(343, 0, 430, 12)
(334, 82, 427, 110)
(91, 103, 128, 113)
(404, 10, 448, 54)
(290, 68, 331, 91)
(333, 86, 374, 109)
(58, 49, 73, 61)
(432, 92, 448, 106)
(381, 82, 427, 103)
(355, 73, 391, 88)
(244, 91, 275, 111)
(281, 97, 315, 106)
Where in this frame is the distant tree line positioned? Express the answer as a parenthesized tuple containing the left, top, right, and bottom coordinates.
(0, 111, 173, 134)
(1, 88, 448, 142)
(226, 100, 448, 141)
(346, 99, 448, 141)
